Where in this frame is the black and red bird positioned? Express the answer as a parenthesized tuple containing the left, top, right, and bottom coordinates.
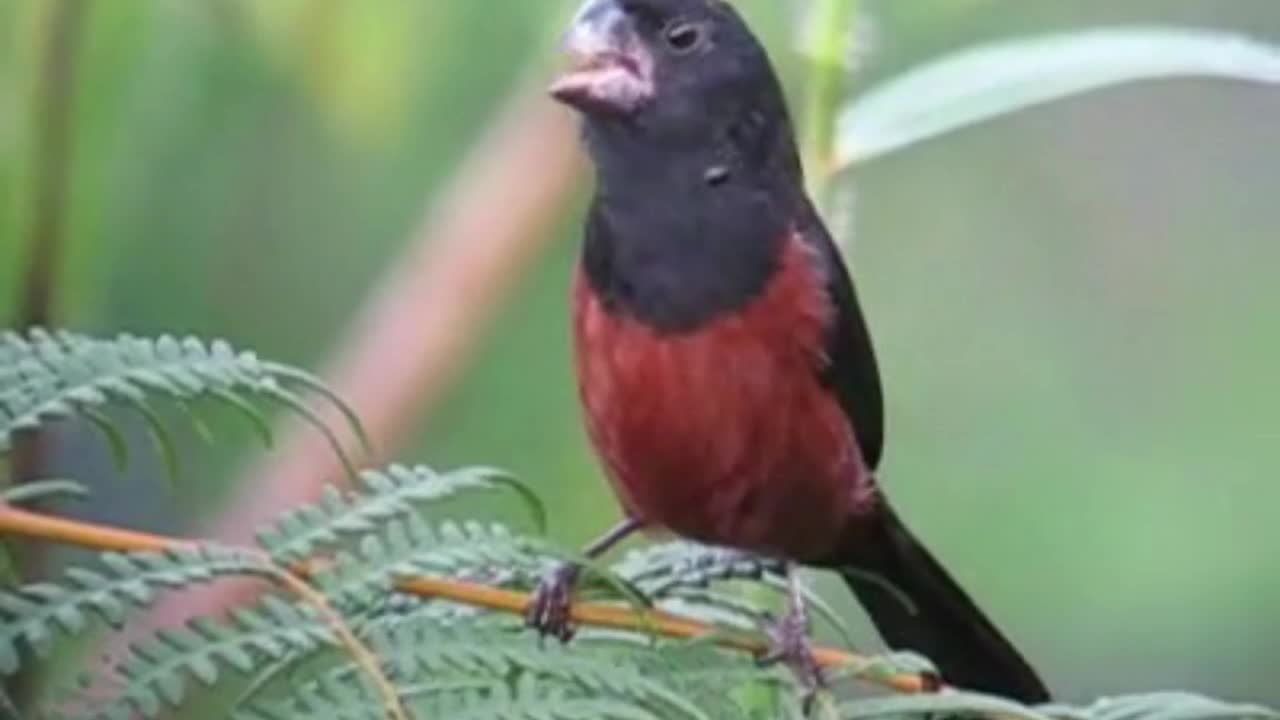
(529, 0, 1050, 703)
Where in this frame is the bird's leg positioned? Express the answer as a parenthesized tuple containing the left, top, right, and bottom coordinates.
(525, 517, 642, 642)
(759, 563, 827, 714)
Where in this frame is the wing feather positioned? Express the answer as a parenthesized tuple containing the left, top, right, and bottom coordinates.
(798, 212, 886, 470)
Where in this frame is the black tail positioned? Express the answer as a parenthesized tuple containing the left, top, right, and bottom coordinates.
(834, 503, 1050, 702)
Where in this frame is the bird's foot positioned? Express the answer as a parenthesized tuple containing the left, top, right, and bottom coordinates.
(525, 562, 581, 643)
(525, 519, 644, 643)
(758, 571, 827, 715)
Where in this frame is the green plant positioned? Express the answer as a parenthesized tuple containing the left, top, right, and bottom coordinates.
(1, 330, 1277, 719)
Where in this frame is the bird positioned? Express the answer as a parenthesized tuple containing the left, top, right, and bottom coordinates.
(527, 0, 1050, 704)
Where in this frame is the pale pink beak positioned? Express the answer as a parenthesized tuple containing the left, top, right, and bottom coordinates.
(550, 0, 655, 115)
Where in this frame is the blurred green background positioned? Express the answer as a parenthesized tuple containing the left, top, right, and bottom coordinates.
(3, 0, 1279, 709)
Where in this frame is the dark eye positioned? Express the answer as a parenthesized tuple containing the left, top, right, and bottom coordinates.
(663, 20, 705, 53)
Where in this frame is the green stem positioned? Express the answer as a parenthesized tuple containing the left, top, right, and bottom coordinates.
(8, 3, 87, 708)
(800, 0, 857, 204)
(19, 0, 85, 329)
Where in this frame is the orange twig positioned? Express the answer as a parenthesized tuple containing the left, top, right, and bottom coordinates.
(0, 505, 183, 554)
(395, 576, 928, 693)
(0, 503, 933, 695)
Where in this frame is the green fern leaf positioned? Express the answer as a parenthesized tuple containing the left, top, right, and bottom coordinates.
(93, 597, 333, 720)
(257, 465, 544, 564)
(613, 543, 785, 595)
(356, 617, 721, 720)
(0, 329, 361, 474)
(611, 542, 851, 644)
(310, 514, 544, 610)
(0, 546, 273, 675)
(253, 668, 673, 720)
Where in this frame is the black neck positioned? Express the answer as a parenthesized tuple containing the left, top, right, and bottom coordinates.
(580, 111, 805, 332)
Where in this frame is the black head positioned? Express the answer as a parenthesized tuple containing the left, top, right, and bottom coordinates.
(559, 0, 812, 334)
(552, 0, 801, 185)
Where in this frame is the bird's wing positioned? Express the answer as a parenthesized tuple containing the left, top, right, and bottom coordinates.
(799, 214, 886, 470)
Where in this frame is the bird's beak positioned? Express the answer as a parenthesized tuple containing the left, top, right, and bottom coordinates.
(551, 0, 655, 115)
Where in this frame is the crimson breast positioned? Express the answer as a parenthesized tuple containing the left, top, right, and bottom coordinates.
(573, 233, 870, 561)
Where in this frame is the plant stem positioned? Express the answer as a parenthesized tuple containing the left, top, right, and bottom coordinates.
(0, 503, 935, 696)
(8, 3, 88, 707)
(800, 0, 857, 203)
(18, 0, 84, 329)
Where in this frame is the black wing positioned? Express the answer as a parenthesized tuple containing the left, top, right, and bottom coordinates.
(799, 211, 885, 470)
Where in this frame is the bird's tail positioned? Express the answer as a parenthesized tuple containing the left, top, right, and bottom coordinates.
(832, 502, 1050, 702)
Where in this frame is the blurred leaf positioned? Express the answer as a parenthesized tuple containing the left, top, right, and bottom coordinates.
(1, 479, 89, 506)
(838, 690, 1054, 720)
(838, 28, 1280, 166)
(1057, 692, 1280, 720)
(238, 0, 440, 144)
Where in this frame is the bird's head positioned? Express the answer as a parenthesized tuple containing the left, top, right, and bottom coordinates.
(552, 0, 798, 179)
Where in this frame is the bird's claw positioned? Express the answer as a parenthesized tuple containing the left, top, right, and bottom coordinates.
(758, 598, 827, 715)
(525, 563, 581, 643)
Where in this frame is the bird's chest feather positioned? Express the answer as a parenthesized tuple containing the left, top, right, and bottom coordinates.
(573, 235, 866, 559)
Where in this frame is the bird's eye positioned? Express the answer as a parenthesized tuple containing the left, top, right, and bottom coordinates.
(663, 20, 706, 54)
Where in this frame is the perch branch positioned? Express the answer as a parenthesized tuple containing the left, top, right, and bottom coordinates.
(0, 502, 934, 696)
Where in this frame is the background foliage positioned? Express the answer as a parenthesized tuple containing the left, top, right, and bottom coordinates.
(2, 0, 1279, 714)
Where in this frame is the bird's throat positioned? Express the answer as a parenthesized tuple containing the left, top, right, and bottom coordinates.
(581, 177, 790, 333)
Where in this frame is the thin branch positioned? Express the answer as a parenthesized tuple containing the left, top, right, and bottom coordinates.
(801, 0, 857, 201)
(18, 0, 85, 328)
(0, 503, 934, 696)
(10, 0, 89, 520)
(8, 2, 89, 706)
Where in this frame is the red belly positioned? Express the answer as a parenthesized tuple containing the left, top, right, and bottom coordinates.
(573, 236, 872, 561)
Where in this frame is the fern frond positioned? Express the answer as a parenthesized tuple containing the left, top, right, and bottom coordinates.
(257, 465, 543, 564)
(310, 514, 544, 611)
(612, 542, 786, 596)
(233, 670, 388, 720)
(408, 680, 672, 720)
(260, 646, 683, 720)
(618, 640, 796, 720)
(0, 329, 362, 473)
(612, 542, 851, 643)
(352, 616, 764, 720)
(91, 597, 334, 720)
(408, 681, 668, 720)
(230, 601, 488, 711)
(0, 545, 273, 674)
